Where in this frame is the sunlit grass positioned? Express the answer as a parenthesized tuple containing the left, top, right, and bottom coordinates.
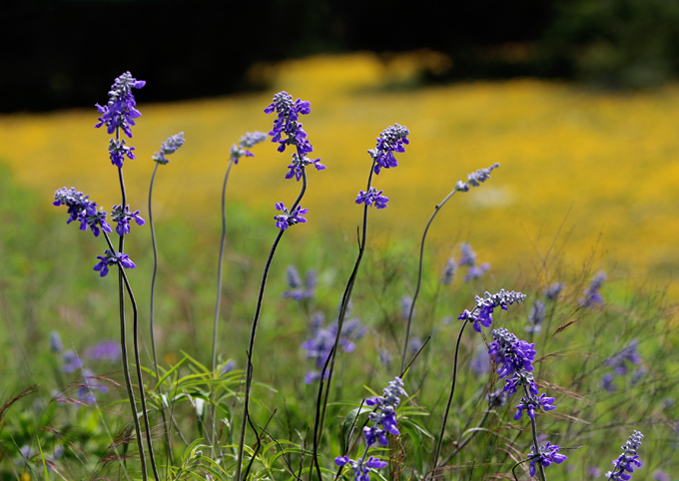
(2, 52, 679, 290)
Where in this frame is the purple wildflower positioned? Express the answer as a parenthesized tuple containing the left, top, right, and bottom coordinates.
(334, 455, 388, 481)
(62, 350, 83, 373)
(605, 431, 643, 481)
(273, 202, 308, 230)
(77, 368, 108, 405)
(85, 340, 121, 362)
(487, 388, 508, 407)
(514, 392, 556, 420)
(152, 132, 186, 165)
(470, 347, 490, 376)
(108, 138, 136, 168)
(364, 377, 406, 446)
(229, 131, 266, 164)
(605, 340, 642, 376)
(53, 187, 112, 237)
(401, 295, 414, 320)
(464, 262, 491, 282)
(601, 373, 616, 392)
(355, 187, 389, 209)
(544, 282, 564, 301)
(442, 257, 456, 285)
(457, 289, 527, 333)
(282, 265, 316, 300)
(588, 466, 602, 478)
(369, 124, 410, 175)
(95, 72, 145, 138)
(93, 250, 136, 277)
(220, 360, 236, 376)
(50, 331, 63, 353)
(580, 271, 606, 307)
(528, 442, 567, 477)
(488, 328, 536, 378)
(455, 163, 500, 192)
(526, 300, 546, 334)
(458, 243, 477, 267)
(653, 470, 670, 481)
(111, 204, 145, 236)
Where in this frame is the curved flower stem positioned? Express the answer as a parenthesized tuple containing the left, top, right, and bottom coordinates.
(431, 316, 469, 471)
(235, 168, 308, 481)
(401, 187, 459, 374)
(148, 162, 175, 468)
(311, 161, 376, 479)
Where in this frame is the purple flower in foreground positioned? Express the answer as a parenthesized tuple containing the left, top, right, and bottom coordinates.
(369, 124, 410, 175)
(605, 431, 643, 481)
(528, 442, 567, 477)
(514, 392, 556, 420)
(455, 163, 500, 192)
(229, 131, 266, 164)
(335, 455, 388, 481)
(108, 138, 136, 168)
(273, 202, 308, 230)
(53, 187, 111, 237)
(85, 340, 121, 362)
(355, 187, 389, 209)
(111, 204, 145, 236)
(488, 328, 536, 378)
(457, 289, 527, 333)
(93, 250, 136, 277)
(153, 132, 186, 165)
(364, 377, 406, 446)
(95, 71, 145, 138)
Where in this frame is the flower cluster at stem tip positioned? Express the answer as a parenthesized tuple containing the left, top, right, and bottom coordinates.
(455, 163, 500, 192)
(273, 202, 308, 230)
(605, 431, 643, 480)
(229, 131, 267, 164)
(458, 289, 526, 333)
(152, 132, 186, 165)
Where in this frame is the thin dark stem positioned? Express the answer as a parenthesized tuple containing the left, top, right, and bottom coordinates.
(401, 188, 458, 374)
(148, 162, 174, 470)
(432, 317, 469, 471)
(311, 161, 376, 479)
(526, 384, 547, 481)
(235, 169, 308, 481)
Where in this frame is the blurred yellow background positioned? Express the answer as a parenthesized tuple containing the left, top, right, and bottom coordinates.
(2, 52, 679, 289)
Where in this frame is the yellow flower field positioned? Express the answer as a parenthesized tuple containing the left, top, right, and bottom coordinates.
(2, 52, 679, 291)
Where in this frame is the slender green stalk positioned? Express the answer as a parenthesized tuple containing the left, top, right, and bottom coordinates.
(526, 384, 547, 481)
(148, 161, 175, 469)
(401, 187, 459, 373)
(235, 169, 308, 481)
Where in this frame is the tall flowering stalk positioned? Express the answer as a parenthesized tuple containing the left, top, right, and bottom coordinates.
(310, 124, 409, 479)
(604, 431, 643, 480)
(235, 93, 321, 481)
(148, 132, 185, 465)
(431, 289, 526, 472)
(400, 164, 500, 373)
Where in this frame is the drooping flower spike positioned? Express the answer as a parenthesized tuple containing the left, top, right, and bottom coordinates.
(229, 131, 266, 164)
(53, 187, 112, 237)
(369, 124, 410, 175)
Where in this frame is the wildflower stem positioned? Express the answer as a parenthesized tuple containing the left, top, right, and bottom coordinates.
(312, 161, 376, 478)
(432, 316, 469, 471)
(526, 384, 547, 481)
(148, 161, 175, 468)
(401, 187, 458, 374)
(235, 168, 308, 481)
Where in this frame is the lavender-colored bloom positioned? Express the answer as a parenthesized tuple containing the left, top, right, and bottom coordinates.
(442, 257, 456, 285)
(220, 360, 236, 376)
(85, 340, 121, 362)
(464, 262, 490, 282)
(77, 368, 108, 404)
(282, 266, 316, 300)
(111, 204, 145, 236)
(53, 187, 112, 237)
(526, 300, 546, 334)
(544, 282, 564, 301)
(514, 392, 556, 420)
(108, 138, 136, 168)
(273, 202, 308, 230)
(334, 455, 388, 481)
(653, 470, 670, 481)
(528, 442, 567, 477)
(457, 289, 527, 333)
(588, 466, 602, 478)
(153, 132, 186, 165)
(285, 152, 326, 180)
(470, 346, 490, 376)
(580, 271, 606, 307)
(369, 124, 410, 175)
(630, 367, 646, 385)
(401, 295, 414, 320)
(601, 373, 616, 392)
(62, 350, 83, 373)
(301, 317, 365, 383)
(410, 336, 423, 355)
(95, 72, 145, 138)
(605, 431, 643, 481)
(455, 163, 500, 192)
(355, 187, 389, 209)
(364, 377, 407, 446)
(50, 331, 63, 353)
(229, 131, 266, 164)
(605, 340, 641, 375)
(93, 250, 136, 277)
(378, 349, 392, 369)
(458, 243, 477, 267)
(488, 328, 536, 378)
